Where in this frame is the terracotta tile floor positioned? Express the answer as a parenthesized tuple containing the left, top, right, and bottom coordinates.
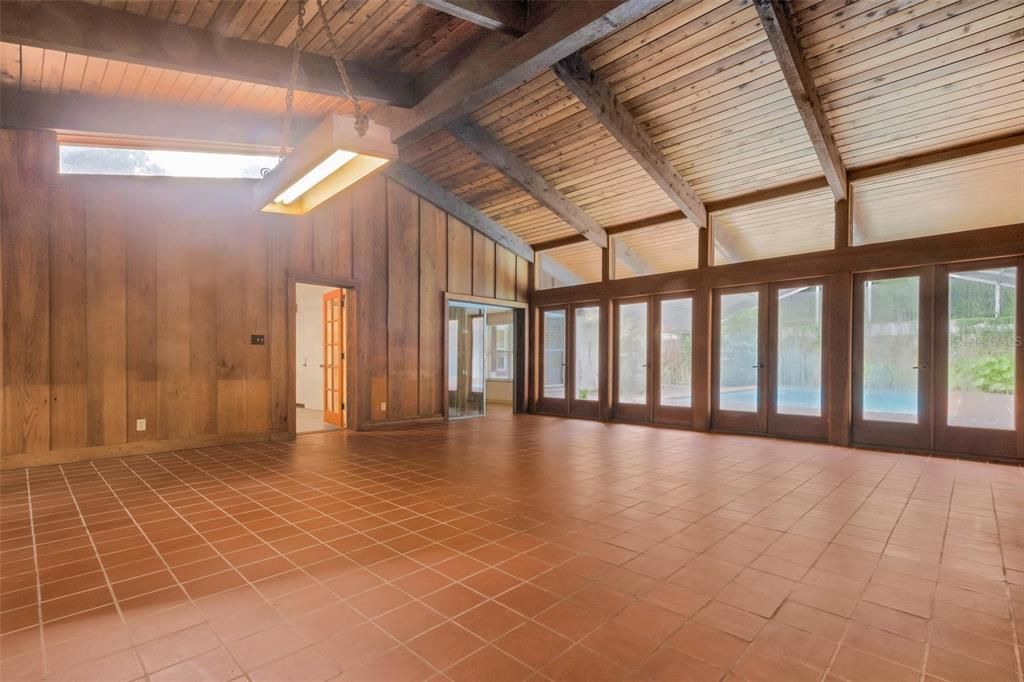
(3, 412, 1024, 682)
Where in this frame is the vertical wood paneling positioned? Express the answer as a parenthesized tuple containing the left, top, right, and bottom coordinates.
(156, 201, 191, 440)
(216, 216, 248, 434)
(473, 231, 495, 298)
(1, 129, 532, 463)
(495, 246, 516, 300)
(516, 257, 530, 302)
(419, 199, 447, 417)
(267, 215, 291, 433)
(387, 180, 420, 419)
(354, 173, 389, 422)
(85, 192, 127, 446)
(447, 217, 473, 295)
(125, 189, 159, 442)
(49, 186, 87, 450)
(0, 130, 51, 455)
(243, 217, 270, 433)
(189, 211, 219, 436)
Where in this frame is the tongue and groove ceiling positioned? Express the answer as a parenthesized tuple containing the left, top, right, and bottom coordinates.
(1, 0, 1021, 252)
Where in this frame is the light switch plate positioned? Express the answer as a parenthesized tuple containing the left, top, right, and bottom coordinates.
(136, 419, 146, 431)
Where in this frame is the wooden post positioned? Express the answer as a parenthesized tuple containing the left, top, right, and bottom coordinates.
(692, 286, 712, 432)
(828, 272, 852, 446)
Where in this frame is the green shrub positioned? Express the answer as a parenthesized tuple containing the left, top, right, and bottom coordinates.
(954, 355, 1015, 394)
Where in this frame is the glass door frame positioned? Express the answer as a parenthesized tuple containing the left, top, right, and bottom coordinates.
(767, 278, 830, 441)
(933, 258, 1021, 459)
(712, 285, 768, 434)
(537, 304, 569, 415)
(652, 293, 695, 427)
(612, 296, 654, 422)
(852, 266, 934, 450)
(569, 301, 603, 419)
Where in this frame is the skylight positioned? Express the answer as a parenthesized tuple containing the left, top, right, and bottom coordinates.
(58, 144, 279, 179)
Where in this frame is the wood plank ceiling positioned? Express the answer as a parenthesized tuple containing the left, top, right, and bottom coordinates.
(1, 0, 1021, 269)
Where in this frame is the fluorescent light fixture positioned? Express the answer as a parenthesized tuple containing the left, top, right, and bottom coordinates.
(274, 150, 357, 204)
(255, 113, 398, 215)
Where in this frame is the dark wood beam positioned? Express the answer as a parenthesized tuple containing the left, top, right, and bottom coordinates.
(0, 87, 317, 150)
(448, 119, 608, 248)
(418, 0, 529, 36)
(754, 0, 846, 200)
(0, 0, 415, 107)
(390, 0, 671, 147)
(553, 52, 707, 228)
(383, 160, 535, 262)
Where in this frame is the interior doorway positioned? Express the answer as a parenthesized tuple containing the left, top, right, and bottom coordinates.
(446, 300, 518, 419)
(295, 282, 346, 433)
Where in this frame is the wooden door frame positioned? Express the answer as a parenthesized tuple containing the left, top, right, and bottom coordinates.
(612, 296, 654, 423)
(569, 301, 602, 419)
(851, 266, 934, 450)
(652, 292, 696, 428)
(766, 278, 830, 441)
(711, 284, 769, 434)
(443, 293, 528, 419)
(287, 272, 359, 437)
(933, 257, 1021, 459)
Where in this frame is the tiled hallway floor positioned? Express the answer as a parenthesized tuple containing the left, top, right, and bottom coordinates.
(3, 413, 1024, 682)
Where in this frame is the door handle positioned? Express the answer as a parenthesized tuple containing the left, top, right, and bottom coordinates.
(913, 364, 928, 371)
(752, 364, 764, 369)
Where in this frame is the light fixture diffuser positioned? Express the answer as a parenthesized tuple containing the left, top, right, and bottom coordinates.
(255, 113, 398, 215)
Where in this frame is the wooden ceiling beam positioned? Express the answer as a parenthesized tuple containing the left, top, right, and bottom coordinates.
(383, 160, 535, 262)
(0, 87, 318, 150)
(553, 52, 707, 228)
(0, 0, 415, 107)
(754, 0, 847, 200)
(418, 0, 530, 36)
(390, 0, 672, 147)
(448, 119, 609, 248)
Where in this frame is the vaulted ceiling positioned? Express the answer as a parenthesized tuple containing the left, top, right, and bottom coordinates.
(2, 0, 1022, 255)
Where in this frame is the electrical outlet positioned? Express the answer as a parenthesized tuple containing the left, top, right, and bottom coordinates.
(380, 402, 387, 412)
(136, 419, 146, 432)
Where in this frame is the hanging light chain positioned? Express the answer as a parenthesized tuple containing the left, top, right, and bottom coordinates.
(315, 0, 369, 137)
(280, 0, 307, 162)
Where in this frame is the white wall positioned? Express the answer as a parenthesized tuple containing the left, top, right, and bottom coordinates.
(296, 283, 339, 410)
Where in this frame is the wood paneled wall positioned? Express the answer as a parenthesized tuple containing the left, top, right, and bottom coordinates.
(0, 129, 530, 468)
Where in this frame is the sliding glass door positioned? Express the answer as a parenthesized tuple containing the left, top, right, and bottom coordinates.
(448, 305, 486, 418)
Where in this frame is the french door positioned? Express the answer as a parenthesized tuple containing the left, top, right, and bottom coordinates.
(712, 280, 828, 440)
(854, 261, 1020, 458)
(538, 303, 605, 417)
(537, 305, 569, 414)
(612, 294, 695, 425)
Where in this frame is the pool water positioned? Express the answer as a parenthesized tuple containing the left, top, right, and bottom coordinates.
(718, 386, 918, 418)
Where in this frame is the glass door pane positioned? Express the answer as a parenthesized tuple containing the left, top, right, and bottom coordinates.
(776, 285, 823, 417)
(448, 305, 486, 418)
(718, 291, 760, 413)
(659, 298, 692, 408)
(862, 276, 920, 423)
(617, 302, 648, 405)
(947, 267, 1016, 430)
(574, 306, 600, 402)
(542, 309, 567, 400)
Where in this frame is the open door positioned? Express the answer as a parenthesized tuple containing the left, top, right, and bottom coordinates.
(323, 290, 345, 427)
